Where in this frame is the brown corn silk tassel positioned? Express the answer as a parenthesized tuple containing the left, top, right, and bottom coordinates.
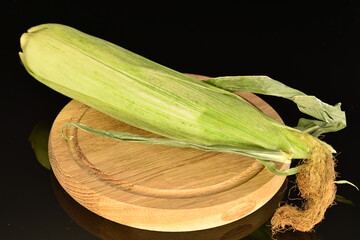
(271, 136, 337, 233)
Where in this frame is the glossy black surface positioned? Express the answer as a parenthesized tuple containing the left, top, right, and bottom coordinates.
(3, 2, 360, 239)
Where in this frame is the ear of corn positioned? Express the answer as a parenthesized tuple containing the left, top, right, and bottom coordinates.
(19, 23, 321, 164)
(19, 24, 348, 233)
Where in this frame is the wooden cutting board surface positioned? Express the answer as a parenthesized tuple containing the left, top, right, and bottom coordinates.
(49, 75, 289, 232)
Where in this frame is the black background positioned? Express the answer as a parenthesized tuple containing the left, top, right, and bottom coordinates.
(2, 1, 360, 239)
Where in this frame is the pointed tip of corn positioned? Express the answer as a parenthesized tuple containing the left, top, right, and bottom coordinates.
(20, 32, 28, 51)
(21, 24, 52, 51)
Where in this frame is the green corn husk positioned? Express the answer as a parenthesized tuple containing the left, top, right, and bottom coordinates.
(20, 24, 327, 163)
(19, 24, 348, 233)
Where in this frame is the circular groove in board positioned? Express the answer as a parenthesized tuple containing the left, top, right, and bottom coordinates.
(49, 75, 289, 231)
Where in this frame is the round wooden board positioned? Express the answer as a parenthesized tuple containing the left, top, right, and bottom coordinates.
(49, 75, 289, 232)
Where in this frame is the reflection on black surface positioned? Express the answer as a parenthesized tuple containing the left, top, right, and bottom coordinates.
(29, 119, 52, 170)
(50, 171, 319, 240)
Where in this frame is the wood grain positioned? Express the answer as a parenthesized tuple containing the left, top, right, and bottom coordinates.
(49, 75, 289, 232)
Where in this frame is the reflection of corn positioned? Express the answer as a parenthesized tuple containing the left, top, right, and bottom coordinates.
(20, 23, 314, 163)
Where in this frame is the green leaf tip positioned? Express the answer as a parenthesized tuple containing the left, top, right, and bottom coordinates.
(204, 75, 346, 137)
(334, 180, 359, 191)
